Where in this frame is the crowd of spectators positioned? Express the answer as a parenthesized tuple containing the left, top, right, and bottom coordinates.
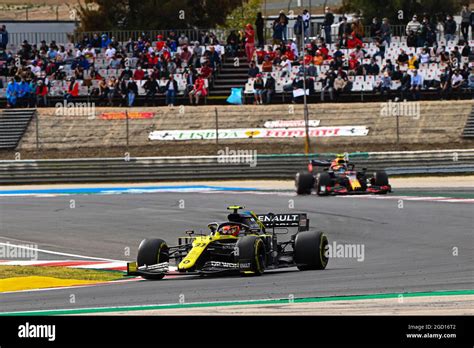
(1, 5, 474, 108)
(0, 27, 221, 108)
(241, 6, 473, 105)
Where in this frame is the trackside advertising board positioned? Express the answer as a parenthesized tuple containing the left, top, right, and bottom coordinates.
(149, 126, 369, 141)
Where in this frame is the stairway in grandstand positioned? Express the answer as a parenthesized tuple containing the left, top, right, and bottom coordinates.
(462, 106, 474, 139)
(209, 55, 250, 98)
(0, 109, 36, 149)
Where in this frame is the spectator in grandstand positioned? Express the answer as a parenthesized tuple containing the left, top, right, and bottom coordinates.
(338, 17, 351, 43)
(200, 60, 213, 79)
(255, 12, 265, 48)
(438, 67, 451, 99)
(396, 49, 409, 66)
(419, 48, 431, 65)
(272, 17, 284, 44)
(0, 25, 9, 49)
(245, 24, 256, 63)
(333, 73, 347, 100)
(294, 15, 304, 51)
(105, 44, 116, 61)
(35, 79, 48, 107)
(320, 69, 335, 102)
(451, 69, 464, 96)
(262, 55, 273, 73)
(380, 18, 391, 46)
(263, 73, 275, 104)
(408, 53, 419, 70)
(189, 74, 207, 105)
(379, 71, 392, 98)
(399, 70, 411, 100)
(165, 74, 178, 107)
(372, 38, 386, 59)
(279, 55, 291, 77)
(444, 15, 457, 42)
(410, 69, 423, 100)
(323, 7, 334, 44)
(302, 9, 311, 40)
(253, 74, 264, 105)
(279, 11, 289, 43)
(107, 77, 118, 106)
(364, 58, 380, 75)
(462, 40, 471, 60)
(248, 60, 260, 78)
(6, 77, 20, 107)
(143, 76, 159, 106)
(64, 77, 79, 103)
(126, 78, 138, 107)
(370, 17, 382, 39)
(101, 34, 111, 49)
(94, 78, 108, 106)
(406, 15, 421, 36)
(178, 33, 189, 46)
(205, 46, 220, 69)
(406, 30, 417, 47)
(226, 31, 239, 57)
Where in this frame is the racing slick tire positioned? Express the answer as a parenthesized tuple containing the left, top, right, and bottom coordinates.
(137, 238, 169, 280)
(294, 231, 329, 271)
(374, 170, 389, 193)
(295, 172, 314, 195)
(236, 236, 266, 276)
(315, 172, 332, 196)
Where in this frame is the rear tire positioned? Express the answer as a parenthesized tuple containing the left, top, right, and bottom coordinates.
(295, 172, 314, 195)
(294, 231, 329, 270)
(315, 172, 332, 196)
(137, 238, 169, 280)
(374, 171, 389, 194)
(236, 236, 266, 276)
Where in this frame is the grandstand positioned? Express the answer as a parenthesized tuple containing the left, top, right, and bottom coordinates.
(0, 13, 473, 108)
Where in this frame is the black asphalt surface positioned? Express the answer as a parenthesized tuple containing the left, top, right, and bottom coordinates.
(0, 190, 473, 313)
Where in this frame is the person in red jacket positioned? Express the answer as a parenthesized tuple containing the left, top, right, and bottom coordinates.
(245, 23, 255, 62)
(65, 77, 79, 102)
(133, 66, 145, 80)
(156, 34, 165, 51)
(35, 80, 48, 107)
(188, 75, 207, 105)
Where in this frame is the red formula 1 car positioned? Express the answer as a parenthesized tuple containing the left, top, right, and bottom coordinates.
(295, 154, 392, 196)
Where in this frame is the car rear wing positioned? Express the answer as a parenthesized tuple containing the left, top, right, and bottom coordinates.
(310, 159, 332, 167)
(256, 213, 309, 232)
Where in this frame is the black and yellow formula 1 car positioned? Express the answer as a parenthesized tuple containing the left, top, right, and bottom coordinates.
(295, 154, 392, 196)
(127, 206, 329, 279)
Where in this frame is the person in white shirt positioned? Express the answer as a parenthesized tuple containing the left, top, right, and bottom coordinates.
(279, 55, 291, 77)
(406, 15, 421, 35)
(419, 48, 430, 64)
(105, 44, 116, 60)
(451, 70, 464, 94)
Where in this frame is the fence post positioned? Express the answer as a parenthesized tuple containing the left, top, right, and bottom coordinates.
(35, 110, 39, 151)
(215, 107, 219, 145)
(396, 110, 400, 145)
(126, 110, 129, 149)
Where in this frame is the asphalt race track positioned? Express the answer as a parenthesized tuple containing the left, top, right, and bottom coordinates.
(0, 189, 473, 313)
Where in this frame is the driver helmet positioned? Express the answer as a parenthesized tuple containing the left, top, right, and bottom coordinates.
(221, 225, 240, 237)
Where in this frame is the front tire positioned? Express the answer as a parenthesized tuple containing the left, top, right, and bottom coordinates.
(294, 231, 329, 270)
(236, 236, 266, 276)
(315, 172, 332, 196)
(137, 238, 169, 280)
(295, 172, 314, 195)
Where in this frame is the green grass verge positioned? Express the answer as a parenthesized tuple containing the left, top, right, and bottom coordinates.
(0, 266, 124, 282)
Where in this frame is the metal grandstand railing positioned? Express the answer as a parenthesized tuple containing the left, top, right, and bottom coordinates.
(7, 23, 460, 48)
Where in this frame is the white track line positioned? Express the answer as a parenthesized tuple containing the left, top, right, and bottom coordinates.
(0, 242, 123, 262)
